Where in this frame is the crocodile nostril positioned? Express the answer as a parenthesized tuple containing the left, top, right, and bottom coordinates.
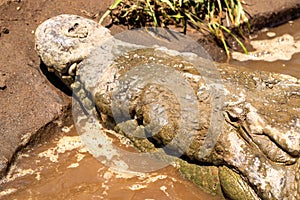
(68, 23, 79, 32)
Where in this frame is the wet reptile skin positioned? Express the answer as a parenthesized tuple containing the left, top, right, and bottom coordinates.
(35, 14, 300, 200)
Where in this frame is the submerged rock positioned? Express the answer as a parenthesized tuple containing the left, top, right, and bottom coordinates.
(35, 14, 300, 200)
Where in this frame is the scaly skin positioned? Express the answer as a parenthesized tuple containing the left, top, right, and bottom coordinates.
(94, 48, 299, 200)
(35, 14, 300, 200)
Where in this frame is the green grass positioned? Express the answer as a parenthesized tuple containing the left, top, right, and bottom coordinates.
(99, 0, 250, 57)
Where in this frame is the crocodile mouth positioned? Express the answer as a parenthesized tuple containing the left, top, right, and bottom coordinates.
(50, 61, 83, 88)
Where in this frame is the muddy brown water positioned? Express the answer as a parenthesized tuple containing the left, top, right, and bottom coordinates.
(0, 126, 222, 200)
(231, 18, 300, 78)
(0, 19, 299, 200)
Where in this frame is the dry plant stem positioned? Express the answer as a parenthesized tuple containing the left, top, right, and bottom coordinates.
(99, 0, 250, 57)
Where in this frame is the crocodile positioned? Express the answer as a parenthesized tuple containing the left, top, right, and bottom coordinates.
(35, 14, 300, 200)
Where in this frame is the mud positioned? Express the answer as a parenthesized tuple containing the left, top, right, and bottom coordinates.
(0, 0, 116, 179)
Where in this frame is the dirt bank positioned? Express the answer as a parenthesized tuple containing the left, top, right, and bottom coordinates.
(0, 0, 299, 180)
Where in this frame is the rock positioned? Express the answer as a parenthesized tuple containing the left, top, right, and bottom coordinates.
(244, 0, 300, 30)
(35, 14, 300, 200)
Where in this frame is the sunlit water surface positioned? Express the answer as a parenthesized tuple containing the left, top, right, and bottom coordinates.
(231, 18, 300, 78)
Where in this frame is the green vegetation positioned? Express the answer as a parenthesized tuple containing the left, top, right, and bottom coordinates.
(99, 0, 250, 56)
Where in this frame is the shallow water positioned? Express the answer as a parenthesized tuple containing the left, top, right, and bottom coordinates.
(0, 126, 222, 200)
(231, 18, 300, 78)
